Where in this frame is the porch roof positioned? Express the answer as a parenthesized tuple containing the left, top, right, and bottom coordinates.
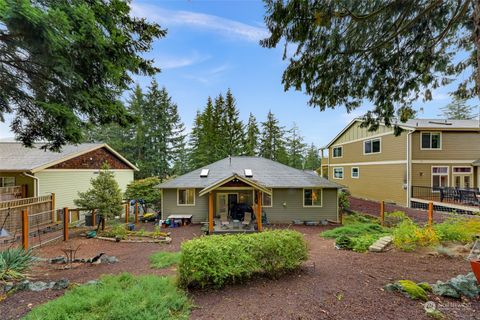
(198, 174, 271, 197)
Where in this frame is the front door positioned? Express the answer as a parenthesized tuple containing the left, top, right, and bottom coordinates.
(453, 175, 472, 189)
(216, 193, 238, 218)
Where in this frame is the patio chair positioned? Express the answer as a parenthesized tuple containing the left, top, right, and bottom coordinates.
(220, 211, 230, 226)
(242, 212, 251, 227)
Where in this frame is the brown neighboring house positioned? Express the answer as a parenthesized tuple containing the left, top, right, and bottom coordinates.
(321, 119, 480, 212)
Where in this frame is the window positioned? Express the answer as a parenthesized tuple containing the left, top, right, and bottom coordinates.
(364, 138, 381, 154)
(432, 166, 448, 189)
(421, 132, 441, 149)
(177, 188, 195, 206)
(333, 167, 344, 179)
(304, 189, 323, 207)
(453, 167, 472, 174)
(255, 191, 272, 207)
(332, 146, 343, 158)
(200, 169, 209, 177)
(0, 177, 15, 187)
(351, 167, 359, 178)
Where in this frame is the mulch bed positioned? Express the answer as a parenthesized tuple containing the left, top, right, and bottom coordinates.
(349, 196, 455, 224)
(2, 224, 480, 320)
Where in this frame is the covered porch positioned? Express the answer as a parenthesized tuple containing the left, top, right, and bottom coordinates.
(199, 174, 271, 234)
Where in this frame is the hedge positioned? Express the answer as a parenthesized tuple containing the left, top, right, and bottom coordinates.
(178, 229, 308, 288)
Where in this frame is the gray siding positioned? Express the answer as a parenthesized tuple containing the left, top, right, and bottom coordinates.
(264, 188, 338, 223)
(162, 188, 208, 223)
(161, 187, 339, 224)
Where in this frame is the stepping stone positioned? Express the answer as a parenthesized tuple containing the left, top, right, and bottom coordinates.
(369, 236, 393, 252)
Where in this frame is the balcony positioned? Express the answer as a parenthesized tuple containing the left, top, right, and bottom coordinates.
(0, 185, 27, 202)
(411, 186, 480, 213)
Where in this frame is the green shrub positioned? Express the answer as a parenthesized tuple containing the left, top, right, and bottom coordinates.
(150, 252, 181, 269)
(338, 190, 350, 210)
(178, 230, 308, 288)
(392, 219, 420, 251)
(397, 280, 428, 301)
(384, 211, 409, 227)
(103, 223, 128, 239)
(433, 217, 480, 243)
(24, 273, 190, 320)
(351, 234, 380, 252)
(0, 247, 35, 281)
(322, 221, 385, 239)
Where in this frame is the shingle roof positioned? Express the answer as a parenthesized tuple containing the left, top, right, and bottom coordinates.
(158, 157, 341, 189)
(0, 142, 137, 172)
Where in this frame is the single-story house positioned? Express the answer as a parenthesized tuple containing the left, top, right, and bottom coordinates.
(157, 156, 341, 233)
(0, 142, 137, 208)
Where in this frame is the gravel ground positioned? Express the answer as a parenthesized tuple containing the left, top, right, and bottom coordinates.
(2, 223, 479, 320)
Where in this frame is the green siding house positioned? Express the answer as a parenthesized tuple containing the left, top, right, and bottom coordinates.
(158, 156, 341, 233)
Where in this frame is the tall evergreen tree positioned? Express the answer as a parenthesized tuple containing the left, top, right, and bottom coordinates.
(304, 143, 321, 171)
(245, 113, 260, 156)
(188, 110, 208, 169)
(259, 111, 287, 163)
(439, 98, 477, 120)
(212, 94, 226, 160)
(219, 89, 245, 157)
(286, 123, 306, 169)
(168, 103, 188, 177)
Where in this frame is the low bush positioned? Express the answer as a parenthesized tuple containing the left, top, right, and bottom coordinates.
(178, 230, 308, 288)
(322, 213, 389, 252)
(433, 217, 480, 243)
(384, 211, 409, 227)
(150, 252, 181, 269)
(24, 273, 190, 320)
(0, 247, 35, 282)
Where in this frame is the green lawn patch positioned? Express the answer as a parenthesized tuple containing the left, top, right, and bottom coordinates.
(24, 273, 190, 320)
(149, 251, 181, 269)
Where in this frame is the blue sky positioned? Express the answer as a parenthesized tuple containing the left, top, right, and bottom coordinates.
(0, 0, 466, 146)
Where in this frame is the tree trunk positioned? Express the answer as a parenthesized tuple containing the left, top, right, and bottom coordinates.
(474, 0, 480, 97)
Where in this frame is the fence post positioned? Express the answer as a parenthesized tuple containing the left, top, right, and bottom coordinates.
(63, 207, 69, 241)
(21, 209, 28, 250)
(125, 202, 129, 224)
(428, 202, 433, 226)
(51, 193, 55, 222)
(92, 209, 96, 228)
(135, 201, 139, 224)
(380, 201, 385, 226)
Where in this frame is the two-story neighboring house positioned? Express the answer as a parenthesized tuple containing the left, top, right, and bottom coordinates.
(321, 119, 480, 211)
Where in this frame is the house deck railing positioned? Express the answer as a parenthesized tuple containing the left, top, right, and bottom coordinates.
(0, 185, 26, 202)
(411, 186, 480, 209)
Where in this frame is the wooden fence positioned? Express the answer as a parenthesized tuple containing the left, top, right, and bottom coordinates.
(0, 194, 65, 250)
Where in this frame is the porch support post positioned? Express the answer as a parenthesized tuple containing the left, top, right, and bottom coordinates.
(257, 190, 263, 232)
(208, 192, 214, 234)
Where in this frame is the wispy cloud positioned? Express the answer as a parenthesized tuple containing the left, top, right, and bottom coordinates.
(183, 63, 231, 85)
(156, 52, 210, 70)
(131, 3, 268, 42)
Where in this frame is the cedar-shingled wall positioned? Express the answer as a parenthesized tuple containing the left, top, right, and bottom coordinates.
(47, 147, 131, 170)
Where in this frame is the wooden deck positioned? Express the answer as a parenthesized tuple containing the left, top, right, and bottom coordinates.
(212, 219, 256, 234)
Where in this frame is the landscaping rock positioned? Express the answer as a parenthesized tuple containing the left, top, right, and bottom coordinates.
(85, 280, 99, 285)
(52, 278, 70, 290)
(432, 273, 480, 299)
(369, 236, 392, 252)
(100, 255, 119, 264)
(28, 281, 54, 292)
(50, 256, 67, 264)
(384, 280, 428, 301)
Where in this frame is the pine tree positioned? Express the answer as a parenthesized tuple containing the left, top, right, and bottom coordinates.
(212, 94, 226, 160)
(74, 163, 123, 230)
(245, 113, 260, 156)
(168, 103, 188, 177)
(188, 110, 208, 169)
(286, 123, 306, 169)
(259, 111, 287, 163)
(439, 98, 476, 120)
(304, 143, 321, 171)
(219, 89, 245, 157)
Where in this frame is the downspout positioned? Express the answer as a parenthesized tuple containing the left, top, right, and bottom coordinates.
(406, 130, 414, 207)
(22, 172, 39, 197)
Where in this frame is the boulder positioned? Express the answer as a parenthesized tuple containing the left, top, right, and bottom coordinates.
(100, 255, 119, 264)
(52, 278, 70, 290)
(432, 273, 480, 299)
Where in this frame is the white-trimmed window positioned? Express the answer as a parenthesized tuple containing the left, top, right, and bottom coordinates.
(303, 188, 323, 207)
(0, 177, 15, 187)
(452, 167, 472, 174)
(364, 138, 381, 154)
(177, 188, 195, 206)
(431, 166, 448, 189)
(333, 167, 344, 179)
(332, 146, 343, 158)
(255, 191, 273, 207)
(421, 132, 441, 150)
(351, 167, 359, 179)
